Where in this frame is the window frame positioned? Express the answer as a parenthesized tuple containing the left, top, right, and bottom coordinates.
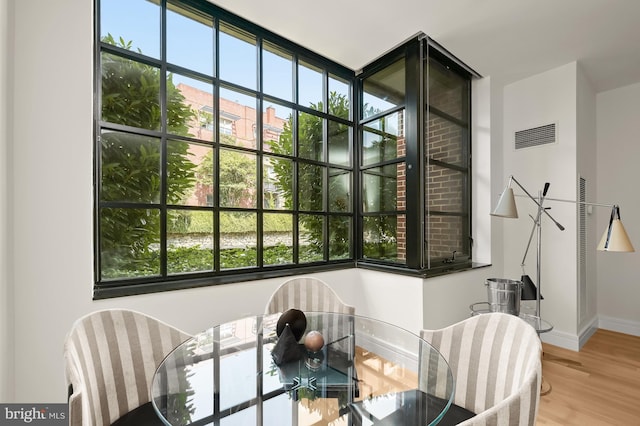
(355, 36, 476, 276)
(93, 2, 480, 299)
(94, 0, 356, 299)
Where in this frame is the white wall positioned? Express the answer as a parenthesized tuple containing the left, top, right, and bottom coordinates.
(488, 73, 507, 287)
(5, 0, 498, 403)
(473, 75, 493, 266)
(0, 0, 14, 403)
(596, 82, 640, 335)
(576, 63, 598, 337)
(422, 270, 488, 330)
(503, 63, 580, 343)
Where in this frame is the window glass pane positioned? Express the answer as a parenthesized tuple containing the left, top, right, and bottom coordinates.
(362, 111, 403, 166)
(299, 61, 323, 109)
(427, 215, 466, 260)
(299, 214, 323, 263)
(427, 164, 464, 212)
(219, 22, 256, 90)
(263, 213, 293, 265)
(329, 216, 351, 260)
(329, 74, 350, 119)
(168, 140, 212, 207)
(428, 57, 468, 121)
(362, 215, 404, 263)
(329, 169, 350, 212)
(100, 0, 160, 58)
(220, 211, 257, 269)
(298, 163, 323, 211)
(101, 53, 161, 130)
(167, 73, 199, 137)
(263, 156, 291, 210)
(167, 209, 213, 274)
(427, 117, 465, 167)
(263, 42, 292, 101)
(328, 119, 350, 166)
(172, 75, 214, 141)
(362, 58, 405, 119)
(100, 207, 161, 279)
(262, 103, 290, 154)
(299, 112, 324, 161)
(167, 5, 213, 75)
(101, 130, 160, 203)
(362, 164, 399, 212)
(219, 148, 256, 208)
(220, 87, 257, 149)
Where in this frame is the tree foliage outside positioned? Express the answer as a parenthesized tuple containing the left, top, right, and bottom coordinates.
(99, 37, 359, 279)
(360, 112, 402, 261)
(100, 35, 196, 279)
(269, 92, 352, 260)
(219, 148, 256, 208)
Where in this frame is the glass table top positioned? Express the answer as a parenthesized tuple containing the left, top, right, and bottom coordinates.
(151, 312, 454, 425)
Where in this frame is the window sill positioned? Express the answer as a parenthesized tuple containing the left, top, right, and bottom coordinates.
(356, 260, 491, 278)
(93, 262, 355, 300)
(94, 261, 491, 299)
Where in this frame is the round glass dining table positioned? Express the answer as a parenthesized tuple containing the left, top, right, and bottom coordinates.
(151, 312, 454, 425)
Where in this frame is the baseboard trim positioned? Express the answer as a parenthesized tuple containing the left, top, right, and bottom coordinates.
(537, 316, 639, 351)
(540, 328, 579, 351)
(598, 315, 640, 337)
(578, 318, 599, 350)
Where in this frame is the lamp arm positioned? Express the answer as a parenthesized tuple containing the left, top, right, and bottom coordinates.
(509, 176, 566, 231)
(516, 194, 621, 263)
(521, 213, 540, 267)
(538, 197, 614, 209)
(521, 185, 551, 266)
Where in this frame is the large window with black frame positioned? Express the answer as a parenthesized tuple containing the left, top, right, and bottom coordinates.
(95, 0, 355, 297)
(357, 36, 474, 274)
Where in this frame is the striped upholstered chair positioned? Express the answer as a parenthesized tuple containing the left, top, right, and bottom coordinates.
(264, 276, 355, 352)
(264, 276, 355, 316)
(420, 312, 542, 426)
(63, 309, 191, 426)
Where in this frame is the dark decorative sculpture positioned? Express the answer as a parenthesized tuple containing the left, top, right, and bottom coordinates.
(272, 324, 306, 365)
(276, 309, 307, 341)
(272, 309, 308, 365)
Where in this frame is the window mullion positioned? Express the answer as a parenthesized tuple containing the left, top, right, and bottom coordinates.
(160, 0, 169, 278)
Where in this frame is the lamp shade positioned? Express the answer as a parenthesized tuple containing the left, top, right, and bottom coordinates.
(597, 218, 635, 252)
(491, 187, 518, 218)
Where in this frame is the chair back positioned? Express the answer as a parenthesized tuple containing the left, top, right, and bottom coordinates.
(265, 276, 354, 315)
(265, 277, 355, 352)
(63, 309, 191, 426)
(421, 313, 541, 426)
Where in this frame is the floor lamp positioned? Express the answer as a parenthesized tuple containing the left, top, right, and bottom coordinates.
(491, 175, 635, 324)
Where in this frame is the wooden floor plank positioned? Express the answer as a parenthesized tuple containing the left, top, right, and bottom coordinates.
(537, 329, 640, 425)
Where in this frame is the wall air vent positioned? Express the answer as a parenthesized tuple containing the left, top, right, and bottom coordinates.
(515, 123, 556, 150)
(578, 176, 587, 321)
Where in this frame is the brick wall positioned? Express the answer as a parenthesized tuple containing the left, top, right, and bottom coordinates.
(397, 134, 406, 260)
(425, 91, 466, 260)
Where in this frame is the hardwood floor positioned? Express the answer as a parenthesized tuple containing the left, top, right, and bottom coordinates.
(537, 329, 640, 425)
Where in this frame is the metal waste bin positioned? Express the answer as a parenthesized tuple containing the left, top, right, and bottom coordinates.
(485, 278, 522, 316)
